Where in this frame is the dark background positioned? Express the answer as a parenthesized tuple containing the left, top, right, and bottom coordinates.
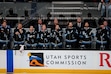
(0, 0, 100, 2)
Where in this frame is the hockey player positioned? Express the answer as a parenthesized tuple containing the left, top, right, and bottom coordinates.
(0, 20, 11, 49)
(65, 22, 78, 48)
(13, 23, 26, 48)
(25, 25, 37, 48)
(80, 22, 93, 49)
(96, 24, 108, 50)
(37, 24, 50, 48)
(50, 25, 63, 48)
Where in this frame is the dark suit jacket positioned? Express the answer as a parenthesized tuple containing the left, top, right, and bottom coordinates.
(73, 22, 84, 34)
(34, 24, 41, 33)
(84, 19, 97, 28)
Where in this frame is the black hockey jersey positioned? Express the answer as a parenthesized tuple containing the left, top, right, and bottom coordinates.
(81, 28, 93, 41)
(13, 28, 26, 41)
(26, 31, 37, 44)
(37, 30, 50, 43)
(0, 25, 11, 40)
(50, 29, 63, 44)
(65, 27, 78, 40)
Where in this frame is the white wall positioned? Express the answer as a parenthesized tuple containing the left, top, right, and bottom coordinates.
(0, 50, 6, 69)
(14, 50, 111, 70)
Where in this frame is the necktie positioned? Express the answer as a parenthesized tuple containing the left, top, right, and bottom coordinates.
(78, 23, 81, 27)
(39, 24, 41, 32)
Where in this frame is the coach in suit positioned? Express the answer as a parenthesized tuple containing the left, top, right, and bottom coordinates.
(73, 17, 84, 48)
(34, 19, 43, 33)
(74, 17, 84, 34)
(51, 18, 59, 31)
